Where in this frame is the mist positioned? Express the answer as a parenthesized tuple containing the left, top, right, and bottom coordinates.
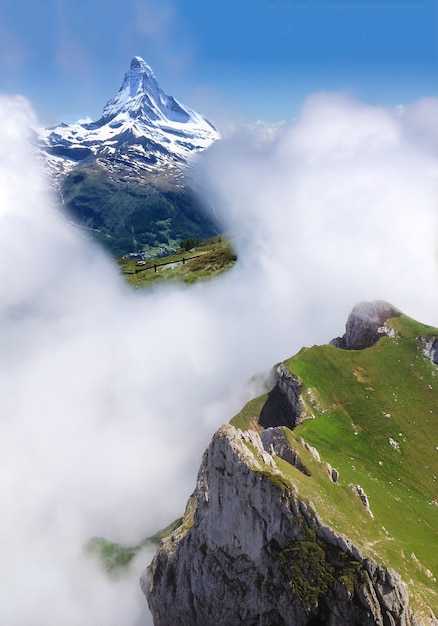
(1, 91, 437, 625)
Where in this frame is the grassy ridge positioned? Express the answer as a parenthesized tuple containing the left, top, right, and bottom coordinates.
(232, 313, 438, 616)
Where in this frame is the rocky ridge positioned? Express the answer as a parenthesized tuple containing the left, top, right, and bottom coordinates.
(143, 301, 438, 625)
(143, 424, 419, 626)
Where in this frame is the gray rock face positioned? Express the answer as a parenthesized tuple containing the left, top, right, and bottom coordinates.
(331, 301, 400, 350)
(326, 463, 339, 484)
(421, 337, 438, 365)
(143, 425, 419, 626)
(259, 363, 303, 429)
(351, 484, 374, 518)
(261, 427, 311, 476)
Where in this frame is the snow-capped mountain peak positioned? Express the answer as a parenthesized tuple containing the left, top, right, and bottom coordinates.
(36, 56, 220, 185)
(102, 56, 214, 131)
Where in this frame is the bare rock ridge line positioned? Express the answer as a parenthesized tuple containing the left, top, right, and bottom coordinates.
(143, 425, 416, 626)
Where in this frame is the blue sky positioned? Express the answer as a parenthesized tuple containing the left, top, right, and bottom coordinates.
(1, 0, 438, 127)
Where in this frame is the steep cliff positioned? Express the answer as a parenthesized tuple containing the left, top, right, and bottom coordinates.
(143, 425, 418, 625)
(259, 364, 303, 430)
(143, 303, 438, 625)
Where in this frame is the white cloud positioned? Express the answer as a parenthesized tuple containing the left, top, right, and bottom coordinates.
(201, 91, 438, 329)
(134, 0, 175, 44)
(0, 90, 437, 625)
(75, 116, 93, 124)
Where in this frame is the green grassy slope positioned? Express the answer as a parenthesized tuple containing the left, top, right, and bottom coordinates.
(61, 162, 220, 257)
(117, 236, 237, 288)
(232, 313, 438, 617)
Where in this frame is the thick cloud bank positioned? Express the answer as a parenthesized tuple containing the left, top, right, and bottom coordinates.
(0, 92, 437, 625)
(203, 93, 438, 330)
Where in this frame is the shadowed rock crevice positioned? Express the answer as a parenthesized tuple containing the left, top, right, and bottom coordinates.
(259, 364, 302, 430)
(261, 427, 311, 476)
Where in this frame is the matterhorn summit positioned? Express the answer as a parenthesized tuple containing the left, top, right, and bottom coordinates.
(37, 56, 219, 184)
(102, 56, 210, 129)
(35, 57, 221, 257)
(99, 56, 219, 154)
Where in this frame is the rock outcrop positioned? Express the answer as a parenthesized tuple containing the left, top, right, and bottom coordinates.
(259, 363, 303, 430)
(421, 337, 438, 365)
(330, 300, 400, 350)
(143, 425, 418, 626)
(350, 484, 374, 518)
(261, 427, 311, 476)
